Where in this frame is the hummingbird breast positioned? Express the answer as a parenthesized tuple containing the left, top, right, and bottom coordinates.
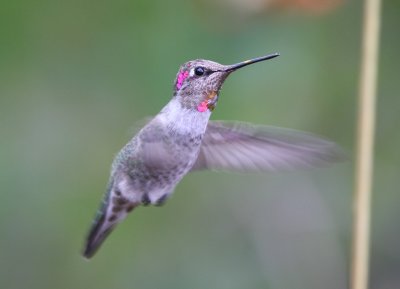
(112, 107, 207, 205)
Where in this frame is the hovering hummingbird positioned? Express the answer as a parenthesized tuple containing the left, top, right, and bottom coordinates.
(83, 53, 342, 258)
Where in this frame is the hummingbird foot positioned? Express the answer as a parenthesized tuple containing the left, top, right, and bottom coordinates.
(141, 194, 151, 206)
(154, 194, 169, 206)
(141, 192, 169, 206)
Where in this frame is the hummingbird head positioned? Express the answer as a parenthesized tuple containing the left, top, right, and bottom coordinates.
(173, 53, 280, 113)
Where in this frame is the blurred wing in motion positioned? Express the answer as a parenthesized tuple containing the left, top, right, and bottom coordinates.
(191, 121, 345, 172)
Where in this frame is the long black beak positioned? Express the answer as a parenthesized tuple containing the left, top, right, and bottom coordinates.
(224, 53, 280, 72)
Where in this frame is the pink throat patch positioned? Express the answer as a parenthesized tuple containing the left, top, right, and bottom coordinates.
(197, 101, 208, 112)
(176, 70, 189, 90)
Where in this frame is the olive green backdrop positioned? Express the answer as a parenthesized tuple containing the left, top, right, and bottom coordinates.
(1, 0, 399, 288)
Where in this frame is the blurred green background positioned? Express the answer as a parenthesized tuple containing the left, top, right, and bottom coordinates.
(1, 0, 399, 288)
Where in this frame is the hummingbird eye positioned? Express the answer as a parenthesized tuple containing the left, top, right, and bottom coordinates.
(194, 67, 205, 76)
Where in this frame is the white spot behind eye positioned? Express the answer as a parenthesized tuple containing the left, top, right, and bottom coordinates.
(189, 68, 195, 77)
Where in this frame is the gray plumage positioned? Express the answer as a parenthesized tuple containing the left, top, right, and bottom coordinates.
(82, 53, 344, 258)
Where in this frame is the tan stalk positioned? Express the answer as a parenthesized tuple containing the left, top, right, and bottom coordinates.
(351, 0, 381, 288)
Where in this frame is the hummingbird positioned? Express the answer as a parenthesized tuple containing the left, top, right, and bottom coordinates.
(83, 53, 343, 258)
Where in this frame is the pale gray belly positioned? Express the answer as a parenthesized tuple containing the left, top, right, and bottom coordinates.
(122, 134, 203, 204)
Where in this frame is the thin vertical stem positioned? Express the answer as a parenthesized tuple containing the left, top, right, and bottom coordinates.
(351, 0, 381, 288)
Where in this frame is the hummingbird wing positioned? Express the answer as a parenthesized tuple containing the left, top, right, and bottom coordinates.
(191, 121, 345, 172)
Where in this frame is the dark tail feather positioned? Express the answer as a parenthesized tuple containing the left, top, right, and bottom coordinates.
(83, 214, 115, 259)
(82, 181, 140, 259)
(83, 182, 118, 259)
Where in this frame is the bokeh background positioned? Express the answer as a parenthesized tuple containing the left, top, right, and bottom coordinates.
(1, 0, 399, 288)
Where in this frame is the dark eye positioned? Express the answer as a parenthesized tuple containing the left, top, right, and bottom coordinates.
(194, 67, 205, 76)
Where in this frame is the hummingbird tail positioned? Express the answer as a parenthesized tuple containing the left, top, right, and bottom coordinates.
(82, 210, 115, 259)
(82, 183, 138, 259)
